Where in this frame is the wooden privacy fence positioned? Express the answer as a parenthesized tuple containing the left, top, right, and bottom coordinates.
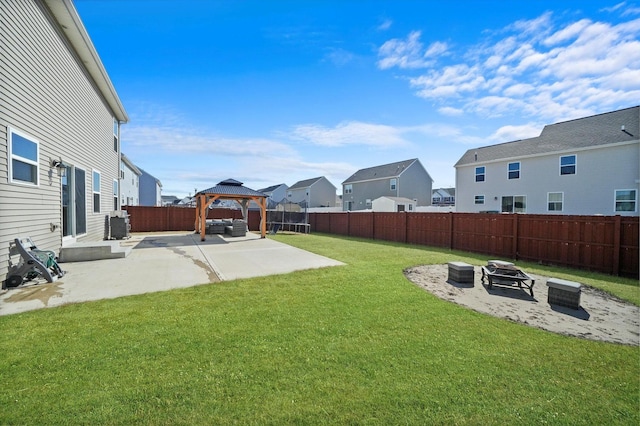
(125, 206, 256, 232)
(123, 207, 638, 278)
(309, 212, 639, 278)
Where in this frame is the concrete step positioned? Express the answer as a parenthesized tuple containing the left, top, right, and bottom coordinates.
(59, 240, 133, 262)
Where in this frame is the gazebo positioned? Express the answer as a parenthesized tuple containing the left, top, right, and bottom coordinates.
(194, 179, 267, 241)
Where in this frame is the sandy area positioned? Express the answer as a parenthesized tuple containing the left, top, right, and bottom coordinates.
(405, 264, 640, 346)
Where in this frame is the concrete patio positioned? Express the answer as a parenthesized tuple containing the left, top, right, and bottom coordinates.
(0, 232, 344, 316)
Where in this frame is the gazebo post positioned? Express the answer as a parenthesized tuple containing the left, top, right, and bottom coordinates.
(260, 197, 267, 238)
(199, 194, 208, 241)
(194, 195, 200, 233)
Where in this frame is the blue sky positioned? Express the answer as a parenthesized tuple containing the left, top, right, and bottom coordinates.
(75, 0, 640, 198)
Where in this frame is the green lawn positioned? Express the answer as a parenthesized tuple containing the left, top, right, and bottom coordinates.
(1, 233, 638, 424)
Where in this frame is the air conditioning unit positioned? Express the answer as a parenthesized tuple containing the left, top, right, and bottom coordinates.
(110, 210, 130, 239)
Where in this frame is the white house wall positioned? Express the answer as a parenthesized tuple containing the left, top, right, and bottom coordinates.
(0, 0, 121, 278)
(120, 161, 139, 206)
(456, 141, 639, 215)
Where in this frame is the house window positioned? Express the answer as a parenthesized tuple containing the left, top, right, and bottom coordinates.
(475, 195, 485, 205)
(508, 162, 520, 179)
(548, 192, 563, 212)
(408, 204, 413, 211)
(502, 195, 526, 213)
(615, 189, 637, 212)
(475, 166, 485, 182)
(287, 191, 292, 198)
(93, 170, 101, 213)
(113, 179, 119, 211)
(9, 128, 39, 185)
(560, 155, 576, 175)
(366, 199, 372, 207)
(390, 178, 397, 191)
(344, 184, 352, 194)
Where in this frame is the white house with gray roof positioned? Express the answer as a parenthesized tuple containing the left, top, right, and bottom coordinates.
(1, 0, 128, 282)
(287, 177, 336, 207)
(120, 154, 141, 207)
(258, 183, 288, 209)
(454, 106, 639, 216)
(342, 159, 433, 211)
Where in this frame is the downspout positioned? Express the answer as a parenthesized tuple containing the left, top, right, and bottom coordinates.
(116, 120, 121, 211)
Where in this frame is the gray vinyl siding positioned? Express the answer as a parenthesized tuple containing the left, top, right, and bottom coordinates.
(343, 161, 432, 211)
(397, 162, 433, 206)
(309, 179, 336, 207)
(345, 179, 397, 211)
(0, 0, 120, 278)
(287, 179, 336, 207)
(455, 142, 640, 215)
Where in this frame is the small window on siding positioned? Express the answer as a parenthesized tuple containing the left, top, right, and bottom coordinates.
(113, 179, 119, 211)
(475, 195, 485, 205)
(508, 162, 520, 179)
(366, 199, 371, 207)
(475, 166, 485, 182)
(548, 192, 563, 212)
(615, 189, 637, 212)
(93, 170, 101, 213)
(344, 184, 352, 194)
(390, 178, 397, 190)
(9, 129, 39, 185)
(560, 155, 576, 175)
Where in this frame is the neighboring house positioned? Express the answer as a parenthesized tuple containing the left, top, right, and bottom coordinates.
(139, 168, 162, 206)
(161, 195, 179, 206)
(287, 177, 336, 207)
(260, 183, 288, 208)
(120, 154, 141, 207)
(177, 196, 196, 207)
(432, 188, 456, 206)
(249, 183, 288, 210)
(372, 196, 416, 212)
(0, 0, 128, 280)
(454, 106, 640, 215)
(342, 158, 433, 211)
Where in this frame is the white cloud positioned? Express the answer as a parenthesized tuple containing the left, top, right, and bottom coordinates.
(377, 31, 438, 69)
(324, 48, 354, 67)
(289, 121, 409, 147)
(489, 123, 543, 142)
(424, 41, 449, 57)
(438, 106, 464, 116)
(377, 19, 392, 31)
(600, 2, 626, 13)
(378, 11, 640, 123)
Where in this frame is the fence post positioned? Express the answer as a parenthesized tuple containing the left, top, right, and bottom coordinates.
(512, 214, 519, 260)
(448, 212, 454, 250)
(613, 215, 621, 276)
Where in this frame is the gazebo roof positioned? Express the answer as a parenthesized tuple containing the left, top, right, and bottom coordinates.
(198, 179, 266, 198)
